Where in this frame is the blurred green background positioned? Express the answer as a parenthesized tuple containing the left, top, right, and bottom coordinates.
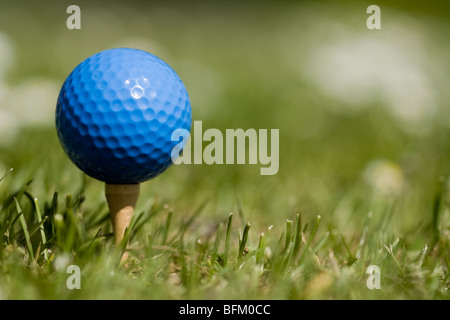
(0, 0, 449, 299)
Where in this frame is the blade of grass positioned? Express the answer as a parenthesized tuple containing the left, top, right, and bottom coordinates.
(293, 213, 302, 260)
(237, 197, 246, 229)
(312, 231, 329, 254)
(307, 215, 321, 248)
(431, 176, 444, 242)
(256, 232, 265, 265)
(65, 195, 79, 251)
(284, 219, 292, 252)
(162, 210, 172, 246)
(212, 223, 223, 256)
(356, 211, 372, 259)
(14, 198, 34, 261)
(132, 204, 163, 236)
(28, 216, 48, 238)
(223, 212, 233, 267)
(127, 211, 148, 243)
(444, 254, 449, 283)
(78, 228, 105, 254)
(0, 168, 13, 182)
(256, 225, 272, 265)
(238, 222, 251, 261)
(49, 191, 58, 235)
(384, 240, 406, 278)
(167, 198, 209, 245)
(182, 198, 209, 231)
(211, 222, 223, 269)
(340, 234, 357, 266)
(53, 212, 65, 250)
(33, 242, 41, 264)
(299, 215, 322, 264)
(33, 198, 47, 259)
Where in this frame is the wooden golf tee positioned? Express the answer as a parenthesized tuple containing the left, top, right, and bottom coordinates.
(105, 183, 140, 263)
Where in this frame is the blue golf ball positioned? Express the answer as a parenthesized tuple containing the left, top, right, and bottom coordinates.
(56, 48, 192, 184)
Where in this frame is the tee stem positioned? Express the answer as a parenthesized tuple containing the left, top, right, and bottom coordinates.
(105, 183, 140, 262)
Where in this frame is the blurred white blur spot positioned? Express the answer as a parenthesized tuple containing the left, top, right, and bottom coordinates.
(0, 83, 19, 145)
(301, 13, 439, 131)
(5, 78, 59, 126)
(53, 253, 71, 271)
(264, 246, 272, 260)
(0, 108, 18, 146)
(0, 31, 17, 145)
(0, 30, 59, 145)
(364, 159, 404, 195)
(0, 31, 13, 80)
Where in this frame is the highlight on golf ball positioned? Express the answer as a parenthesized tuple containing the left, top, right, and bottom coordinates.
(55, 48, 192, 184)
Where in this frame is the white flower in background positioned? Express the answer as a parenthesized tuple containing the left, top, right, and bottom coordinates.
(5, 77, 59, 127)
(0, 78, 59, 145)
(300, 13, 440, 131)
(0, 31, 17, 145)
(53, 253, 71, 271)
(0, 30, 59, 145)
(364, 159, 405, 195)
(0, 106, 18, 146)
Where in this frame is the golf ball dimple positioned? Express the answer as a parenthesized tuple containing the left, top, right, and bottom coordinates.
(56, 48, 192, 184)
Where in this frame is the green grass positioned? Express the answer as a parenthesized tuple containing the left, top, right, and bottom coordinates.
(0, 0, 449, 300)
(0, 130, 448, 299)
